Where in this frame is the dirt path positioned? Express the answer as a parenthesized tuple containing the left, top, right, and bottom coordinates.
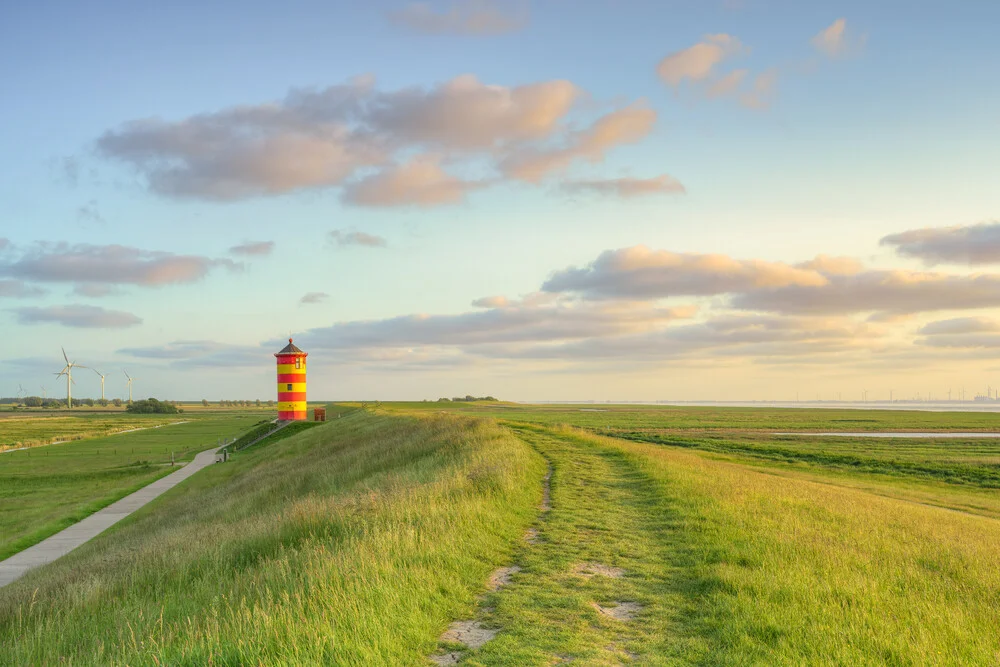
(427, 426, 687, 664)
(0, 446, 217, 588)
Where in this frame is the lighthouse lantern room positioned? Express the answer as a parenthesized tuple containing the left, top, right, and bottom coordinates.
(275, 338, 308, 420)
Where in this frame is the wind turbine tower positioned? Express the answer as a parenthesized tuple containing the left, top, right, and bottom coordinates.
(55, 348, 87, 409)
(123, 369, 136, 404)
(92, 368, 107, 401)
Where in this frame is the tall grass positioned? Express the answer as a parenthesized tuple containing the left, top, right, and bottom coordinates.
(603, 430, 1000, 664)
(0, 412, 543, 664)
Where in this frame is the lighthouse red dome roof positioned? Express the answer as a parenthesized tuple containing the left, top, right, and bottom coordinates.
(276, 338, 305, 355)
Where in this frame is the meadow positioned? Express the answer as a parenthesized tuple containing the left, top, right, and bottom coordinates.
(0, 413, 262, 561)
(1, 404, 999, 664)
(0, 412, 183, 452)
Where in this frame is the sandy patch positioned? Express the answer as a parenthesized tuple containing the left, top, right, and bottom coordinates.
(573, 562, 625, 579)
(592, 601, 642, 622)
(440, 620, 497, 649)
(429, 651, 462, 665)
(488, 565, 521, 591)
(524, 528, 539, 544)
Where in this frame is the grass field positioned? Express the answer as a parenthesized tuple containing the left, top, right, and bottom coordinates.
(2, 404, 999, 664)
(0, 413, 183, 452)
(0, 413, 262, 561)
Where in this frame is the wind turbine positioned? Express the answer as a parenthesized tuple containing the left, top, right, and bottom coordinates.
(55, 347, 87, 409)
(91, 368, 107, 401)
(123, 369, 136, 404)
(16, 384, 25, 399)
(40, 385, 47, 399)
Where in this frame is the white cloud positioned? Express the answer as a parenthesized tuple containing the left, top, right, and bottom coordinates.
(0, 243, 239, 286)
(811, 18, 863, 58)
(560, 175, 685, 197)
(328, 230, 388, 247)
(881, 222, 1000, 265)
(657, 34, 746, 86)
(14, 305, 142, 329)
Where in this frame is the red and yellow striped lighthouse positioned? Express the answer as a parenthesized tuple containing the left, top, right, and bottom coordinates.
(275, 338, 307, 420)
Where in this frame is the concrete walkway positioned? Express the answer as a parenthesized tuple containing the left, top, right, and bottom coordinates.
(0, 447, 219, 588)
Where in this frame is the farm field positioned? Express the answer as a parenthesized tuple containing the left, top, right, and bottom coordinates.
(0, 413, 263, 560)
(0, 412, 183, 452)
(0, 403, 287, 452)
(2, 405, 999, 663)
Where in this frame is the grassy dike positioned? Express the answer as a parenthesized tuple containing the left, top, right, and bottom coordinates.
(0, 411, 544, 665)
(467, 423, 1000, 665)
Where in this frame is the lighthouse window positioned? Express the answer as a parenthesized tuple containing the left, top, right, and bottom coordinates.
(287, 383, 293, 391)
(295, 358, 301, 369)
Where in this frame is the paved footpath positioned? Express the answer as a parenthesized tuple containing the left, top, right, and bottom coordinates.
(0, 447, 219, 588)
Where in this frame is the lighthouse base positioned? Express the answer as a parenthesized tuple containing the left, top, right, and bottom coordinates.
(278, 410, 308, 421)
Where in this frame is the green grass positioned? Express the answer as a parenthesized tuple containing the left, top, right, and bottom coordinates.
(458, 423, 1000, 664)
(0, 411, 542, 664)
(382, 401, 1000, 432)
(0, 414, 261, 560)
(4, 404, 1000, 664)
(0, 413, 182, 451)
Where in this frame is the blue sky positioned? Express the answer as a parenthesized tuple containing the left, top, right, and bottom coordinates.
(2, 0, 1000, 402)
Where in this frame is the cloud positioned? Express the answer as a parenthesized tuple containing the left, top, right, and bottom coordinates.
(387, 0, 526, 35)
(295, 299, 696, 350)
(811, 18, 855, 58)
(706, 69, 749, 97)
(0, 238, 10, 251)
(487, 313, 877, 362)
(501, 105, 657, 182)
(13, 305, 142, 329)
(342, 157, 479, 206)
(229, 241, 275, 256)
(918, 317, 1000, 336)
(543, 245, 1000, 318)
(72, 283, 121, 298)
(880, 222, 1000, 266)
(0, 279, 46, 298)
(732, 270, 1000, 315)
(737, 69, 778, 110)
(916, 317, 1000, 349)
(118, 340, 232, 359)
(560, 175, 685, 197)
(472, 295, 509, 308)
(300, 292, 330, 304)
(657, 34, 746, 87)
(97, 74, 646, 204)
(542, 246, 827, 300)
(368, 74, 578, 151)
(60, 156, 80, 186)
(77, 200, 105, 226)
(329, 230, 388, 247)
(96, 77, 383, 200)
(796, 254, 865, 276)
(0, 243, 239, 286)
(117, 340, 266, 368)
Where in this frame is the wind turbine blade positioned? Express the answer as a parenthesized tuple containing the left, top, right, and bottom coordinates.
(62, 347, 69, 364)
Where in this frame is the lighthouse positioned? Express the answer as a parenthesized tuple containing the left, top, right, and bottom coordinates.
(275, 338, 308, 421)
